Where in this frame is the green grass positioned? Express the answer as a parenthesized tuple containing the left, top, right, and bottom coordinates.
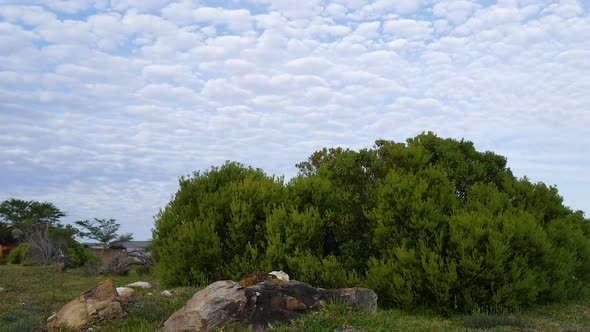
(1, 264, 589, 331)
(0, 264, 197, 332)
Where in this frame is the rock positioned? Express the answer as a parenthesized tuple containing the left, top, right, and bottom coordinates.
(162, 290, 176, 297)
(126, 281, 152, 289)
(116, 287, 138, 303)
(46, 279, 125, 332)
(0, 287, 5, 292)
(163, 279, 377, 331)
(163, 280, 248, 332)
(332, 288, 378, 313)
(269, 270, 290, 281)
(238, 271, 277, 287)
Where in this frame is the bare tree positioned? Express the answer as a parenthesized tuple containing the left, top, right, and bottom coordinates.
(24, 224, 65, 266)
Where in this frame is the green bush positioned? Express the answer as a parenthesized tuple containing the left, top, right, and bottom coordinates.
(151, 162, 286, 285)
(66, 242, 96, 268)
(151, 133, 590, 313)
(8, 243, 30, 265)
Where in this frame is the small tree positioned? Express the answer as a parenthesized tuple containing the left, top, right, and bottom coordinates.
(75, 218, 133, 250)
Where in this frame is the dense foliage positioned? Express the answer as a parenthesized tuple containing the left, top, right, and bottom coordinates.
(151, 132, 590, 312)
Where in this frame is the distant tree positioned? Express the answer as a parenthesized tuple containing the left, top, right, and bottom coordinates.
(75, 218, 133, 250)
(0, 198, 66, 233)
(0, 198, 89, 267)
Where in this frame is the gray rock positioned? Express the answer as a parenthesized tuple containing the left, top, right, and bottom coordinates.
(163, 280, 247, 332)
(163, 280, 377, 332)
(331, 288, 378, 312)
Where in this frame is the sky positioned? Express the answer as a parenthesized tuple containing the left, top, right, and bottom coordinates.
(0, 0, 589, 240)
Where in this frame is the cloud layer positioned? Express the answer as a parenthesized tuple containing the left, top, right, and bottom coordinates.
(1, 0, 589, 239)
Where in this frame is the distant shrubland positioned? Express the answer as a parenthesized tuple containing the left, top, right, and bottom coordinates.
(151, 132, 590, 313)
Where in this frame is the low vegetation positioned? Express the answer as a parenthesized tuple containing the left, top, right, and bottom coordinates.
(0, 265, 589, 331)
(0, 265, 196, 332)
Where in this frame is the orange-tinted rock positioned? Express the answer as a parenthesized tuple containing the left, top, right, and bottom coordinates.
(47, 279, 125, 332)
(238, 271, 277, 287)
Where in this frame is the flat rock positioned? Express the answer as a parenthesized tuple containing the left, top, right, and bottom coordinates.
(126, 281, 152, 289)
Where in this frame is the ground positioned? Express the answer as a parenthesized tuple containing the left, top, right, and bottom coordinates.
(0, 265, 588, 332)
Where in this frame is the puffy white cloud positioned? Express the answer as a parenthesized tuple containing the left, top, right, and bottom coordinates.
(0, 22, 39, 53)
(193, 7, 254, 32)
(109, 0, 169, 13)
(201, 78, 252, 105)
(38, 0, 94, 13)
(383, 19, 433, 40)
(353, 21, 381, 39)
(161, 0, 201, 25)
(432, 0, 480, 24)
(542, 0, 584, 18)
(286, 57, 334, 74)
(1, 0, 589, 239)
(253, 0, 323, 19)
(0, 5, 56, 26)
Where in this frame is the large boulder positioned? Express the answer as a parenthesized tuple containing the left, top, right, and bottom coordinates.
(163, 279, 377, 331)
(163, 280, 248, 332)
(46, 279, 125, 331)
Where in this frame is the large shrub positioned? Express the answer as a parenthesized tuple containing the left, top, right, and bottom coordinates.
(151, 162, 286, 285)
(152, 133, 590, 312)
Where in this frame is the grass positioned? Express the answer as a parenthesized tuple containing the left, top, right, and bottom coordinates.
(0, 264, 198, 332)
(1, 264, 589, 331)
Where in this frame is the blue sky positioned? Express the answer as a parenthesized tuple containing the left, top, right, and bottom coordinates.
(1, 0, 589, 240)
